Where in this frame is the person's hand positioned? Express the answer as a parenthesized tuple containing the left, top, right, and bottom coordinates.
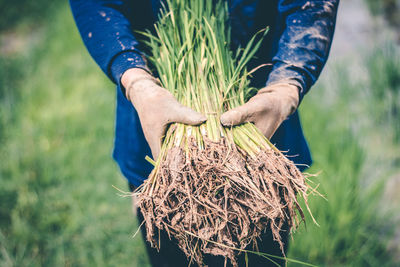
(122, 68, 207, 159)
(220, 83, 300, 139)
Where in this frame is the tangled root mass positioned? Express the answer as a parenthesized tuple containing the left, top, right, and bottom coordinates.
(137, 137, 309, 266)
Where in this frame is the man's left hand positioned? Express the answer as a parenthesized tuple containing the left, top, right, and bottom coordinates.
(220, 83, 300, 139)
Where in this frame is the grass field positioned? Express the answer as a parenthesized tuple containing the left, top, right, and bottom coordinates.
(1, 2, 399, 266)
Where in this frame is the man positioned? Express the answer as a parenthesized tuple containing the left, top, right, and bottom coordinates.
(70, 0, 339, 266)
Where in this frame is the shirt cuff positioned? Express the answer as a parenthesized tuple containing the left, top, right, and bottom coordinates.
(110, 51, 150, 96)
(266, 62, 313, 103)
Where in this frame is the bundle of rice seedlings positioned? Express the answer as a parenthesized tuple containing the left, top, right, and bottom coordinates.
(135, 0, 314, 265)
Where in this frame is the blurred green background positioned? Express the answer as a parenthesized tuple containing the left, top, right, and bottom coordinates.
(0, 0, 399, 266)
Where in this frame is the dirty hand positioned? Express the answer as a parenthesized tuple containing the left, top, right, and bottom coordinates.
(122, 68, 207, 159)
(220, 83, 300, 139)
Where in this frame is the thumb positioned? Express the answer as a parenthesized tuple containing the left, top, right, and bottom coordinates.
(149, 139, 161, 161)
(220, 105, 250, 126)
(169, 105, 207, 125)
(144, 125, 165, 161)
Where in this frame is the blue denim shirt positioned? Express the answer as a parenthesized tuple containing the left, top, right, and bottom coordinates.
(70, 0, 339, 186)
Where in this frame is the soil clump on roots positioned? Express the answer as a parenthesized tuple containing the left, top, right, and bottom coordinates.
(137, 137, 309, 266)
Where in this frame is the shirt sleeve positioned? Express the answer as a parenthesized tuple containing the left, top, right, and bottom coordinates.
(69, 0, 149, 89)
(266, 0, 339, 102)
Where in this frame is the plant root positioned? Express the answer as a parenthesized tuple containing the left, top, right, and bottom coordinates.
(136, 137, 309, 267)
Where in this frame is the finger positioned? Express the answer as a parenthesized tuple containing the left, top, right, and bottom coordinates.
(150, 142, 161, 161)
(144, 125, 165, 160)
(220, 105, 250, 126)
(148, 133, 162, 160)
(169, 105, 207, 125)
(254, 117, 282, 139)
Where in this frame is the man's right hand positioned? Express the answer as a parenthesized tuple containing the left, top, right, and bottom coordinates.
(121, 68, 207, 160)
